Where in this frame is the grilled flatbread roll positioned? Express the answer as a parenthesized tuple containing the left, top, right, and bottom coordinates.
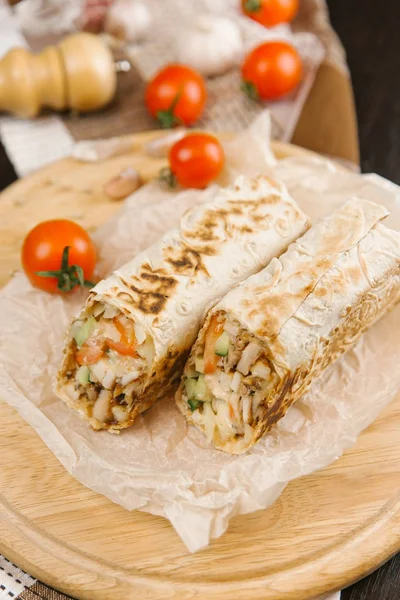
(56, 175, 309, 431)
(177, 198, 400, 453)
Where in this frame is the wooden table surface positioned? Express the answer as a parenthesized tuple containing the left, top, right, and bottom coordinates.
(0, 1, 399, 599)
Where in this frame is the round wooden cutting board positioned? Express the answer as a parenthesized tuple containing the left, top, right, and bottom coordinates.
(0, 132, 399, 600)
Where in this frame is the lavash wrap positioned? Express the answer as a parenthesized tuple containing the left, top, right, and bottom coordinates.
(56, 175, 310, 431)
(177, 198, 400, 453)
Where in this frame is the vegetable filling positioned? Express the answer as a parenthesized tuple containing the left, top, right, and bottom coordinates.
(63, 302, 155, 425)
(182, 313, 279, 446)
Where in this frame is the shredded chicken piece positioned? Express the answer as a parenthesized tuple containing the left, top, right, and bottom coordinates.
(93, 390, 111, 422)
(112, 405, 129, 423)
(242, 396, 252, 424)
(237, 342, 261, 375)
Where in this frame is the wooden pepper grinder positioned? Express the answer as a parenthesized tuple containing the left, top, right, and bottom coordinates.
(0, 32, 122, 118)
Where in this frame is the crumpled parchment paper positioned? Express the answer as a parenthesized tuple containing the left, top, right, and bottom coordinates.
(1, 114, 400, 552)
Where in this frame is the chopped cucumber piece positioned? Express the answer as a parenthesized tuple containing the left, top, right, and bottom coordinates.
(185, 378, 197, 400)
(77, 365, 90, 385)
(74, 316, 96, 347)
(188, 398, 201, 412)
(195, 374, 210, 400)
(195, 357, 205, 373)
(215, 331, 230, 357)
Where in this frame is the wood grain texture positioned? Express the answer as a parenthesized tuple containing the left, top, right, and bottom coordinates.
(0, 134, 399, 600)
(343, 554, 400, 600)
(0, 378, 399, 600)
(0, 33, 117, 118)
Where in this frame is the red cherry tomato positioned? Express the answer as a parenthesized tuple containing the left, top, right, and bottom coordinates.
(21, 219, 96, 294)
(241, 41, 302, 100)
(241, 0, 299, 27)
(168, 133, 225, 189)
(145, 64, 207, 128)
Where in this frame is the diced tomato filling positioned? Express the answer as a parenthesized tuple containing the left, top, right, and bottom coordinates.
(76, 345, 104, 365)
(75, 316, 139, 366)
(113, 317, 135, 345)
(110, 317, 137, 356)
(106, 338, 138, 357)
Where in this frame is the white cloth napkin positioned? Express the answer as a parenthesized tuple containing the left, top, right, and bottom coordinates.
(0, 555, 36, 598)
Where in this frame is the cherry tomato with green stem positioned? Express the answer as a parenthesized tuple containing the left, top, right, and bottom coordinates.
(21, 219, 96, 294)
(241, 0, 299, 27)
(145, 64, 207, 128)
(162, 133, 225, 189)
(241, 41, 302, 101)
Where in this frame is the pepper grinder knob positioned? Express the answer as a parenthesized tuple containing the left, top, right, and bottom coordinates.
(0, 32, 118, 118)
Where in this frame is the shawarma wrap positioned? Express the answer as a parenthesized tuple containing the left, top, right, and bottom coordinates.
(176, 198, 400, 453)
(56, 175, 309, 431)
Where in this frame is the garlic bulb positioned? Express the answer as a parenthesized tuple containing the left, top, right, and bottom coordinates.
(176, 15, 244, 77)
(104, 0, 152, 43)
